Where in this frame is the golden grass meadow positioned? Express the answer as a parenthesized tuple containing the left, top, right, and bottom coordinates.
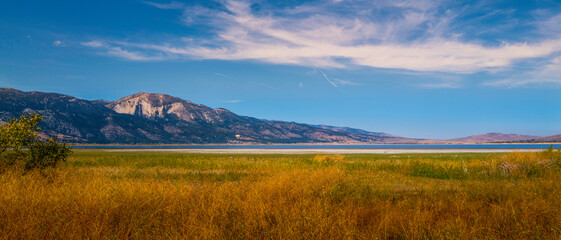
(1, 150, 561, 239)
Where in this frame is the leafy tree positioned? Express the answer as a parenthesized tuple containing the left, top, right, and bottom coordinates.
(0, 113, 42, 154)
(0, 113, 71, 171)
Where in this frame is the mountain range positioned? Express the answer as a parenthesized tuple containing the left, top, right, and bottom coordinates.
(0, 88, 412, 144)
(0, 88, 558, 144)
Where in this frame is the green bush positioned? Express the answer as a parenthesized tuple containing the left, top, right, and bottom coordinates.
(0, 113, 71, 172)
(0, 113, 42, 153)
(26, 138, 72, 171)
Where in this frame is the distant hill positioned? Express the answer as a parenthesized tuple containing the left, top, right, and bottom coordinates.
(524, 134, 561, 143)
(312, 125, 416, 143)
(450, 133, 540, 143)
(0, 88, 413, 144)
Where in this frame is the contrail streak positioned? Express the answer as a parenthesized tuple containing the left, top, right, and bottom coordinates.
(318, 69, 338, 87)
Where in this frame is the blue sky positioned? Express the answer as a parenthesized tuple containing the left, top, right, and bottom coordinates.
(1, 0, 560, 139)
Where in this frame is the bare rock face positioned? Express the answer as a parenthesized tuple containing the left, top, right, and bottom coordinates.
(107, 92, 237, 124)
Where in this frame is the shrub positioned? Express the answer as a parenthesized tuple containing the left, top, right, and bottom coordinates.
(26, 138, 72, 171)
(0, 113, 42, 154)
(0, 113, 71, 172)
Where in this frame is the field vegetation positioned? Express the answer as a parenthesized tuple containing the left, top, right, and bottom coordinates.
(1, 149, 560, 239)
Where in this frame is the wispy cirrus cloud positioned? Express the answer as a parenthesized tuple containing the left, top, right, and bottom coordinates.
(52, 40, 64, 46)
(81, 41, 164, 61)
(416, 81, 462, 89)
(105, 47, 164, 61)
(82, 40, 103, 48)
(143, 1, 184, 10)
(81, 0, 561, 86)
(333, 78, 359, 86)
(484, 56, 561, 87)
(214, 72, 228, 78)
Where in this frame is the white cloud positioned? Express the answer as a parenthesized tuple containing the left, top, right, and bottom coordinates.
(81, 41, 164, 61)
(81, 41, 104, 48)
(105, 47, 164, 61)
(178, 1, 561, 73)
(535, 13, 561, 37)
(82, 0, 561, 82)
(52, 40, 63, 46)
(484, 56, 561, 87)
(333, 78, 359, 86)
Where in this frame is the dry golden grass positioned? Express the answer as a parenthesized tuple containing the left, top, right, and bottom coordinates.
(313, 154, 346, 163)
(0, 150, 560, 239)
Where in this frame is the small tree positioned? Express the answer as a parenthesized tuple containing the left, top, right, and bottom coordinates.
(0, 113, 42, 154)
(0, 113, 71, 171)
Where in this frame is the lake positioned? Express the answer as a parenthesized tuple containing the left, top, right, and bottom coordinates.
(74, 144, 561, 150)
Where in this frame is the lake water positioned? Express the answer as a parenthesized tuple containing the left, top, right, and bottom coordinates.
(74, 144, 561, 150)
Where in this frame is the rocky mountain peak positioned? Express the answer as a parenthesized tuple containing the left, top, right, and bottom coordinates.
(112, 92, 187, 107)
(107, 92, 225, 123)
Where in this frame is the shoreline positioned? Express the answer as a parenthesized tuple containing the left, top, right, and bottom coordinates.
(71, 142, 561, 147)
(93, 149, 542, 154)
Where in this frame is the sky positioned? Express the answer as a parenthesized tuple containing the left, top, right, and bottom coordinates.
(1, 0, 560, 139)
